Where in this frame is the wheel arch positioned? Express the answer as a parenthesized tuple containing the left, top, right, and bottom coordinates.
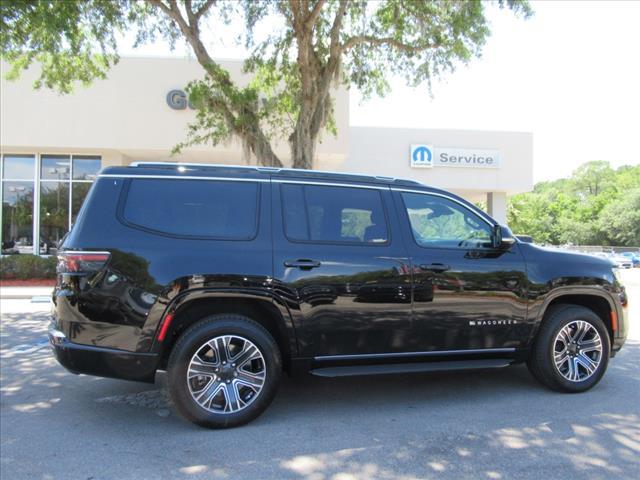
(155, 291, 297, 373)
(530, 287, 617, 347)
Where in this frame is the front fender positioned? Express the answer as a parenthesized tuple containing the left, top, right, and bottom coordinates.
(525, 285, 621, 348)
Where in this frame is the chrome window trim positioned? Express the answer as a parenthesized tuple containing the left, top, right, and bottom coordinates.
(272, 179, 388, 190)
(314, 347, 516, 361)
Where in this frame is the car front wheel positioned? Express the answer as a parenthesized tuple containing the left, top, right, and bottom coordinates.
(527, 305, 610, 393)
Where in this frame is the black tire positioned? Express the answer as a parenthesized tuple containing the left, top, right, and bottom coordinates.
(527, 304, 610, 393)
(167, 314, 282, 428)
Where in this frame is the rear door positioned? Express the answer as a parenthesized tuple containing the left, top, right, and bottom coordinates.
(272, 180, 413, 357)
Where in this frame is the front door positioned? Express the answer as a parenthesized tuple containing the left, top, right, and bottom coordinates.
(272, 180, 413, 357)
(393, 189, 530, 353)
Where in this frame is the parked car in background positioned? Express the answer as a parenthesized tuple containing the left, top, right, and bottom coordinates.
(609, 253, 633, 269)
(620, 252, 640, 268)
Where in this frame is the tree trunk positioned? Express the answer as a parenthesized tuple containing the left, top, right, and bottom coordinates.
(290, 126, 317, 170)
(250, 128, 283, 167)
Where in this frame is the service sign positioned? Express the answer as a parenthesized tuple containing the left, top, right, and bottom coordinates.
(411, 145, 501, 169)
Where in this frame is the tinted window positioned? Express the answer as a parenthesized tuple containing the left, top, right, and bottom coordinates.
(402, 193, 492, 249)
(123, 179, 259, 239)
(282, 184, 388, 244)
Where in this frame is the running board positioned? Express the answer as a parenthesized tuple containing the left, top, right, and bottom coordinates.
(310, 359, 513, 378)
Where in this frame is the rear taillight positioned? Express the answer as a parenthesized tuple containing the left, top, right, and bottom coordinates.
(57, 251, 110, 274)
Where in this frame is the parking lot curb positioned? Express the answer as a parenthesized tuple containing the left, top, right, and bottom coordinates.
(0, 287, 54, 300)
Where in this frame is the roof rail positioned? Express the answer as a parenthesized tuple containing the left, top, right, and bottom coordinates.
(128, 161, 421, 185)
(129, 161, 277, 171)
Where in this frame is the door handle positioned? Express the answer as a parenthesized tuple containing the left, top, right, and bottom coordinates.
(419, 263, 450, 273)
(284, 259, 321, 270)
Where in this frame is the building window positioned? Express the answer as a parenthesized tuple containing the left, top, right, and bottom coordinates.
(1, 154, 101, 255)
(1, 155, 36, 254)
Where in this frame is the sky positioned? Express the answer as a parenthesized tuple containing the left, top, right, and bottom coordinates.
(120, 0, 640, 183)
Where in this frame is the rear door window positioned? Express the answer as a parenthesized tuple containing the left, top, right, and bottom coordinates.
(281, 184, 389, 244)
(122, 178, 260, 239)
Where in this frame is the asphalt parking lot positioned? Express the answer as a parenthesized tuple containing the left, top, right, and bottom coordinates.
(1, 270, 639, 480)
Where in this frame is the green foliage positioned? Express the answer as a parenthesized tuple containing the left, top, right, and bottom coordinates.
(1, 0, 532, 168)
(0, 0, 129, 93)
(599, 188, 640, 246)
(0, 254, 57, 280)
(508, 161, 640, 246)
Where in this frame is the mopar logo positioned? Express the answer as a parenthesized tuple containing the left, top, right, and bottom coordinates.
(410, 145, 433, 168)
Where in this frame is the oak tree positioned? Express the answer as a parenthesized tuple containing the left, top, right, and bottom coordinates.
(1, 0, 532, 168)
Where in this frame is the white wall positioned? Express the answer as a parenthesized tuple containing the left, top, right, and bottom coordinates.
(0, 57, 349, 169)
(345, 127, 533, 197)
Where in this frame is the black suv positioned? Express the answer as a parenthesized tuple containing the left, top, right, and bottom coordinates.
(50, 163, 629, 428)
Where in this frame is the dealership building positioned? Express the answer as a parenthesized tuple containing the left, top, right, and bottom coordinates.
(1, 57, 533, 255)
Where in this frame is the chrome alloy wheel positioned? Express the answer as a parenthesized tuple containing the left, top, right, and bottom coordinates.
(553, 320, 603, 382)
(187, 335, 266, 414)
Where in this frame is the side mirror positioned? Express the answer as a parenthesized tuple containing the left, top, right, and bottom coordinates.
(492, 225, 516, 250)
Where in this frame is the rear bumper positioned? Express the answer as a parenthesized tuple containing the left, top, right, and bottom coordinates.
(49, 324, 158, 383)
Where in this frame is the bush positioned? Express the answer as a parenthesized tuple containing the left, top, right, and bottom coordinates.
(0, 254, 57, 280)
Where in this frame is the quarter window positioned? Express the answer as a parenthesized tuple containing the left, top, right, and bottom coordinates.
(401, 192, 492, 249)
(122, 179, 260, 239)
(282, 184, 388, 244)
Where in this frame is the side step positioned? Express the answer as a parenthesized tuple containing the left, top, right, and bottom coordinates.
(310, 359, 512, 378)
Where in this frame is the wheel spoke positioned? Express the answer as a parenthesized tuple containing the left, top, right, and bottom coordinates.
(575, 352, 598, 375)
(578, 338, 601, 353)
(572, 321, 589, 343)
(232, 342, 260, 368)
(567, 357, 580, 381)
(222, 382, 243, 413)
(235, 370, 265, 390)
(554, 351, 569, 370)
(188, 356, 218, 378)
(195, 378, 223, 408)
(214, 336, 231, 364)
(557, 326, 572, 346)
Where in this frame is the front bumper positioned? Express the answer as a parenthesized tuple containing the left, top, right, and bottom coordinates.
(49, 324, 159, 383)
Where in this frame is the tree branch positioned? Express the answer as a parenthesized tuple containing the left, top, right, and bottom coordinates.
(305, 0, 326, 29)
(195, 0, 215, 19)
(328, 0, 347, 61)
(184, 0, 197, 29)
(342, 35, 440, 54)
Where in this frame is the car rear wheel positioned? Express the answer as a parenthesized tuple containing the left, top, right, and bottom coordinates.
(167, 314, 281, 428)
(527, 305, 610, 393)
